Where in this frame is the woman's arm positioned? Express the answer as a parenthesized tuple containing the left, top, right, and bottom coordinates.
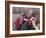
(31, 17, 39, 30)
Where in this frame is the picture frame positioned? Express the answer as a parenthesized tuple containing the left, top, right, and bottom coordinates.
(5, 1, 45, 37)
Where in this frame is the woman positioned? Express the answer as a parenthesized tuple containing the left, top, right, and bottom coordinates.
(14, 14, 29, 30)
(20, 14, 29, 30)
(28, 13, 39, 30)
